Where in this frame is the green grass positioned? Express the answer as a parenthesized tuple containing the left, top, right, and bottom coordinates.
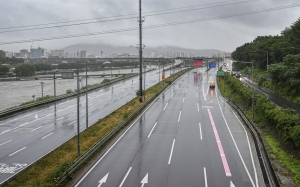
(263, 134, 300, 186)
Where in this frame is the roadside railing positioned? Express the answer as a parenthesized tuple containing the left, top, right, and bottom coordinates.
(228, 100, 280, 187)
(0, 73, 138, 119)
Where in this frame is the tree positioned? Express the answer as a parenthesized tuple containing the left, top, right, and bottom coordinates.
(14, 63, 36, 77)
(288, 17, 300, 48)
(0, 64, 9, 76)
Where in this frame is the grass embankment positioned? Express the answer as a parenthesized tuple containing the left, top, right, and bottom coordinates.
(5, 70, 188, 187)
(217, 72, 300, 186)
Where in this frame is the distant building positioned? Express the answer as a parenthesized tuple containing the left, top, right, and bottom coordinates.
(109, 53, 119, 58)
(20, 49, 29, 58)
(87, 54, 96, 58)
(51, 50, 64, 58)
(5, 51, 13, 58)
(80, 50, 86, 58)
(180, 52, 184, 57)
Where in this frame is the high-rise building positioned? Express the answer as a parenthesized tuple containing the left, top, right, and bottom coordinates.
(80, 50, 86, 58)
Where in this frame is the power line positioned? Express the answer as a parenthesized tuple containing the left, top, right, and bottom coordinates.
(0, 3, 299, 46)
(0, 0, 258, 33)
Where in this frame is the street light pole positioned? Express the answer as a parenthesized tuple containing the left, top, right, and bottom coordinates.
(86, 61, 88, 130)
(39, 82, 44, 98)
(159, 61, 160, 82)
(144, 62, 146, 101)
(266, 51, 269, 79)
(76, 61, 80, 157)
(54, 72, 56, 97)
(252, 60, 254, 121)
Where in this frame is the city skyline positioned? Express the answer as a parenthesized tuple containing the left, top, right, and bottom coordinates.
(0, 0, 299, 52)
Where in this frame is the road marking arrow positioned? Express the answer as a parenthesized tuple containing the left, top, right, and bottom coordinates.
(230, 180, 235, 187)
(141, 173, 148, 187)
(98, 173, 109, 187)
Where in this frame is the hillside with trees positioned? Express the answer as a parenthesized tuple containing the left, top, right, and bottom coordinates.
(231, 17, 300, 104)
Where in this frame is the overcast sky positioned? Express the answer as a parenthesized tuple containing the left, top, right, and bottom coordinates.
(0, 0, 299, 53)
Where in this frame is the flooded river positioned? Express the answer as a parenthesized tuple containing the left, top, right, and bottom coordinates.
(0, 68, 142, 111)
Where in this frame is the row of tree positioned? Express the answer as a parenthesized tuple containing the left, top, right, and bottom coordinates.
(232, 17, 300, 70)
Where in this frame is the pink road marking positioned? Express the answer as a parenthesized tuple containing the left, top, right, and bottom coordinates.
(207, 109, 231, 177)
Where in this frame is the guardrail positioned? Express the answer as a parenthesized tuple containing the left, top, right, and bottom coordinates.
(0, 73, 138, 120)
(53, 71, 187, 186)
(227, 100, 280, 187)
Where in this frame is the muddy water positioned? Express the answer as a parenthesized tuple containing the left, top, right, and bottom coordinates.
(0, 68, 140, 111)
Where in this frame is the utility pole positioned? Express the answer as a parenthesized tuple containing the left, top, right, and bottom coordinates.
(138, 0, 144, 102)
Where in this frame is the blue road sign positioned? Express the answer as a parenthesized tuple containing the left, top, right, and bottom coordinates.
(208, 62, 216, 68)
(32, 95, 35, 99)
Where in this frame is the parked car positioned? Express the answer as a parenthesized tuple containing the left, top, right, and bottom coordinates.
(209, 81, 215, 88)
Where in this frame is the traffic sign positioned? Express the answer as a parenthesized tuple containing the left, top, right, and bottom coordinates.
(208, 62, 216, 68)
(32, 95, 35, 99)
(217, 70, 224, 77)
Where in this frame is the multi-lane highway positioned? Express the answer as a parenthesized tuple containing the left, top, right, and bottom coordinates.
(0, 64, 180, 185)
(72, 67, 265, 187)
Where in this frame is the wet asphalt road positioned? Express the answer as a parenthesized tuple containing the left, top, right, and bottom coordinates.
(0, 64, 179, 185)
(73, 68, 265, 187)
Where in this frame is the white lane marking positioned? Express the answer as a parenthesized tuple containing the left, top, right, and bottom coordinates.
(119, 167, 132, 187)
(171, 93, 174, 97)
(74, 110, 77, 113)
(9, 147, 26, 157)
(88, 104, 93, 107)
(88, 113, 92, 116)
(197, 93, 198, 98)
(163, 103, 168, 110)
(56, 117, 64, 121)
(0, 140, 12, 147)
(0, 129, 11, 135)
(41, 132, 53, 139)
(68, 120, 77, 125)
(183, 97, 185, 103)
(99, 106, 104, 110)
(216, 92, 256, 186)
(168, 139, 175, 164)
(178, 111, 181, 122)
(74, 99, 157, 187)
(31, 126, 43, 132)
(199, 123, 202, 140)
(186, 89, 187, 93)
(197, 103, 199, 111)
(147, 122, 157, 138)
(98, 99, 103, 102)
(204, 167, 208, 187)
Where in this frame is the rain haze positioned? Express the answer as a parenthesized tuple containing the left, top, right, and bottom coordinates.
(0, 0, 299, 53)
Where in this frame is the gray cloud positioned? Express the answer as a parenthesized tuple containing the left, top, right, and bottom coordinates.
(0, 0, 299, 53)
